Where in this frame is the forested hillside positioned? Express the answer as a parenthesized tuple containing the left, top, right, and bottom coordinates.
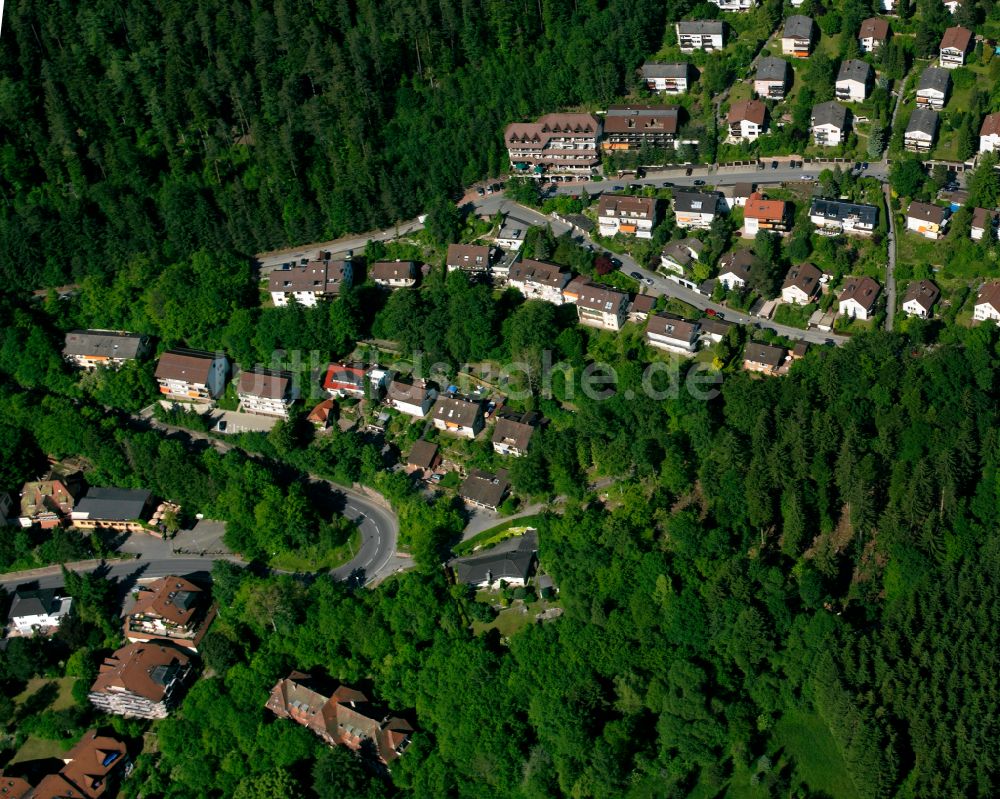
(0, 0, 682, 290)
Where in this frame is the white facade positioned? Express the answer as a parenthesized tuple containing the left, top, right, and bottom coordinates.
(836, 78, 869, 103)
(813, 122, 844, 147)
(646, 328, 699, 354)
(974, 301, 1000, 322)
(676, 24, 724, 52)
(11, 596, 73, 635)
(237, 389, 297, 418)
(709, 0, 756, 9)
(598, 214, 655, 239)
(980, 133, 1000, 153)
(902, 298, 930, 317)
(839, 297, 872, 320)
(782, 285, 813, 305)
(717, 270, 747, 290)
(156, 355, 228, 402)
(904, 129, 935, 153)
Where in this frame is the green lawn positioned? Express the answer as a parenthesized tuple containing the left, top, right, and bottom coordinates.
(268, 528, 361, 572)
(9, 735, 68, 765)
(471, 596, 562, 638)
(454, 518, 542, 556)
(14, 677, 77, 713)
(772, 301, 816, 329)
(772, 708, 860, 799)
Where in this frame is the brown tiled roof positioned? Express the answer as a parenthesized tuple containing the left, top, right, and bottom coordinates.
(717, 250, 757, 281)
(859, 17, 889, 39)
(573, 283, 628, 313)
(20, 479, 76, 519)
(838, 276, 882, 310)
(902, 279, 940, 311)
(630, 294, 656, 315)
(646, 312, 699, 341)
(744, 193, 787, 221)
(307, 399, 335, 425)
(459, 469, 511, 508)
(128, 577, 204, 627)
(237, 368, 291, 399)
(980, 112, 1000, 137)
(267, 260, 350, 294)
(431, 396, 482, 427)
(154, 350, 218, 384)
(597, 195, 657, 219)
(603, 105, 679, 135)
(63, 330, 146, 360)
(907, 201, 946, 224)
(504, 113, 601, 147)
(0, 773, 30, 799)
(940, 26, 973, 51)
(507, 259, 571, 288)
(369, 261, 416, 282)
(976, 281, 1000, 312)
(26, 774, 81, 799)
(728, 100, 766, 124)
(407, 440, 439, 469)
(782, 262, 822, 295)
(90, 643, 192, 702)
(387, 380, 433, 404)
(745, 342, 786, 368)
(446, 244, 491, 269)
(492, 416, 536, 452)
(60, 730, 128, 798)
(972, 207, 1000, 229)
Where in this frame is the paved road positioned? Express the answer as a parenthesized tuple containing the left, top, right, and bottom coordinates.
(884, 182, 897, 331)
(0, 557, 223, 594)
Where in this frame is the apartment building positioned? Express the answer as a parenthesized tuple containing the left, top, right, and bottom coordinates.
(939, 26, 973, 68)
(916, 66, 951, 110)
(88, 642, 193, 719)
(446, 243, 492, 275)
(597, 195, 658, 238)
(809, 197, 878, 235)
(505, 113, 602, 176)
(811, 101, 850, 146)
(904, 108, 939, 153)
(602, 105, 680, 151)
(268, 258, 353, 306)
(506, 258, 571, 304)
(835, 59, 873, 103)
(673, 191, 722, 230)
(63, 330, 150, 369)
(743, 193, 790, 236)
(125, 576, 214, 651)
(727, 99, 767, 141)
(492, 412, 538, 457)
(369, 260, 418, 288)
(640, 62, 692, 94)
(645, 313, 700, 355)
(676, 20, 725, 52)
(564, 279, 629, 331)
(782, 16, 815, 57)
(154, 349, 228, 402)
(236, 368, 297, 417)
(431, 396, 484, 439)
(859, 17, 890, 52)
(754, 57, 791, 100)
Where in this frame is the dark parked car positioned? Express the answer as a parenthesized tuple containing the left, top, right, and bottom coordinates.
(630, 271, 643, 280)
(693, 179, 706, 186)
(685, 167, 693, 176)
(771, 161, 778, 169)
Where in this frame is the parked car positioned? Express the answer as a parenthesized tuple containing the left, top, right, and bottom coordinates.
(705, 308, 717, 317)
(643, 277, 654, 286)
(485, 185, 494, 195)
(685, 167, 693, 176)
(861, 163, 869, 170)
(612, 185, 624, 191)
(214, 420, 228, 433)
(476, 186, 485, 196)
(771, 161, 778, 169)
(693, 179, 706, 186)
(630, 271, 642, 280)
(757, 161, 765, 170)
(662, 181, 672, 187)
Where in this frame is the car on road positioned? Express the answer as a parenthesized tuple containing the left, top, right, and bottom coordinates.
(630, 271, 643, 280)
(214, 420, 228, 433)
(862, 163, 869, 170)
(612, 185, 623, 190)
(800, 175, 812, 181)
(693, 179, 706, 186)
(771, 161, 778, 169)
(476, 187, 485, 196)
(685, 167, 693, 176)
(705, 308, 716, 317)
(643, 277, 654, 286)
(662, 181, 672, 187)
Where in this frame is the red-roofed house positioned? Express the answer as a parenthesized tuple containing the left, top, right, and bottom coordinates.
(323, 364, 367, 399)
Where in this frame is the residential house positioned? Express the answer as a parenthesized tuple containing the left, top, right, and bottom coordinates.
(431, 396, 484, 439)
(505, 113, 602, 177)
(880, 0, 895, 12)
(494, 217, 530, 251)
(71, 487, 156, 534)
(781, 263, 822, 305)
(812, 101, 850, 147)
(386, 380, 437, 417)
(629, 294, 657, 321)
(88, 642, 193, 719)
(63, 330, 150, 370)
(492, 412, 538, 457)
(791, 340, 810, 360)
(699, 317, 735, 344)
(602, 105, 681, 151)
(709, 0, 755, 9)
(660, 238, 704, 274)
(906, 201, 948, 239)
(41, 730, 131, 799)
(743, 342, 788, 374)
(859, 17, 890, 52)
(564, 280, 629, 331)
(406, 440, 440, 475)
(369, 261, 417, 288)
(838, 276, 882, 320)
(939, 26, 973, 68)
(0, 774, 30, 798)
(18, 478, 79, 529)
(904, 108, 939, 153)
(640, 62, 692, 94)
(754, 57, 791, 100)
(835, 59, 873, 103)
(597, 195, 658, 238)
(268, 258, 352, 307)
(809, 197, 878, 235)
(459, 469, 510, 511)
(7, 588, 72, 635)
(306, 399, 335, 429)
(979, 112, 1000, 153)
(721, 181, 756, 210)
(155, 349, 228, 402)
(717, 250, 757, 290)
(506, 258, 571, 304)
(266, 672, 413, 765)
(727, 99, 767, 142)
(675, 20, 725, 52)
(673, 190, 722, 229)
(450, 531, 538, 588)
(743, 193, 791, 236)
(916, 66, 951, 110)
(237, 368, 297, 417)
(971, 207, 1000, 241)
(322, 363, 366, 398)
(782, 16, 815, 58)
(973, 281, 1000, 322)
(645, 313, 700, 355)
(901, 279, 940, 318)
(446, 244, 492, 275)
(124, 576, 214, 652)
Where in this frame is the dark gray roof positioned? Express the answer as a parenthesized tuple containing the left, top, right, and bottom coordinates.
(407, 440, 439, 469)
(809, 197, 878, 226)
(641, 62, 690, 79)
(917, 66, 951, 94)
(837, 59, 872, 84)
(677, 20, 724, 35)
(451, 532, 537, 585)
(75, 487, 153, 521)
(63, 330, 147, 360)
(812, 101, 849, 129)
(756, 57, 789, 82)
(906, 108, 939, 136)
(673, 190, 721, 214)
(783, 15, 814, 39)
(459, 469, 510, 509)
(8, 588, 63, 620)
(745, 342, 786, 368)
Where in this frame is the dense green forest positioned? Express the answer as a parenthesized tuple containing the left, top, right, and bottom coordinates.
(0, 0, 685, 290)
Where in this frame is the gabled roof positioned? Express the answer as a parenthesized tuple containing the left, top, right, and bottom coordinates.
(573, 283, 628, 313)
(838, 276, 882, 310)
(129, 577, 205, 626)
(91, 642, 191, 702)
(646, 312, 699, 341)
(918, 66, 951, 94)
(745, 342, 786, 367)
(641, 62, 690, 79)
(980, 112, 1000, 137)
(369, 261, 416, 281)
(9, 588, 66, 621)
(859, 17, 890, 39)
(755, 56, 789, 82)
(387, 380, 434, 404)
(237, 368, 291, 399)
(492, 415, 536, 452)
(902, 279, 940, 311)
(728, 99, 767, 124)
(907, 201, 946, 224)
(307, 399, 335, 425)
(267, 260, 350, 294)
(717, 250, 757, 280)
(940, 25, 973, 52)
(812, 101, 849, 129)
(603, 106, 679, 135)
(446, 244, 491, 268)
(507, 259, 571, 289)
(0, 773, 30, 799)
(505, 114, 601, 146)
(75, 487, 152, 522)
(744, 193, 787, 220)
(323, 363, 366, 391)
(407, 440, 439, 469)
(451, 532, 537, 585)
(61, 730, 129, 798)
(155, 349, 221, 384)
(782, 262, 822, 295)
(783, 15, 814, 39)
(26, 774, 81, 799)
(809, 197, 878, 226)
(597, 195, 657, 219)
(906, 108, 939, 136)
(972, 207, 1000, 230)
(459, 469, 510, 509)
(976, 281, 1000, 312)
(837, 59, 872, 84)
(661, 238, 704, 266)
(432, 396, 482, 427)
(63, 330, 146, 360)
(676, 20, 724, 35)
(673, 190, 721, 214)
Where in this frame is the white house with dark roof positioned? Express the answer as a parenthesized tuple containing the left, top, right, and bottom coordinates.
(906, 202, 947, 239)
(446, 244, 492, 274)
(838, 276, 882, 320)
(597, 195, 658, 238)
(727, 100, 767, 141)
(754, 57, 791, 100)
(268, 259, 352, 307)
(563, 280, 629, 331)
(904, 108, 939, 153)
(916, 67, 951, 110)
(676, 20, 725, 52)
(974, 281, 1000, 322)
(236, 368, 297, 417)
(640, 62, 692, 94)
(782, 16, 815, 57)
(835, 60, 873, 103)
(809, 198, 878, 235)
(709, 0, 756, 9)
(939, 26, 973, 68)
(386, 380, 437, 418)
(431, 396, 484, 439)
(980, 113, 1000, 153)
(504, 113, 602, 176)
(743, 342, 787, 375)
(812, 102, 850, 147)
(781, 263, 822, 305)
(369, 261, 418, 288)
(859, 17, 890, 52)
(901, 280, 940, 318)
(717, 250, 756, 290)
(645, 313, 700, 355)
(155, 349, 229, 402)
(8, 588, 72, 635)
(673, 191, 722, 229)
(506, 258, 571, 304)
(660, 238, 704, 274)
(63, 331, 151, 369)
(971, 207, 1000, 241)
